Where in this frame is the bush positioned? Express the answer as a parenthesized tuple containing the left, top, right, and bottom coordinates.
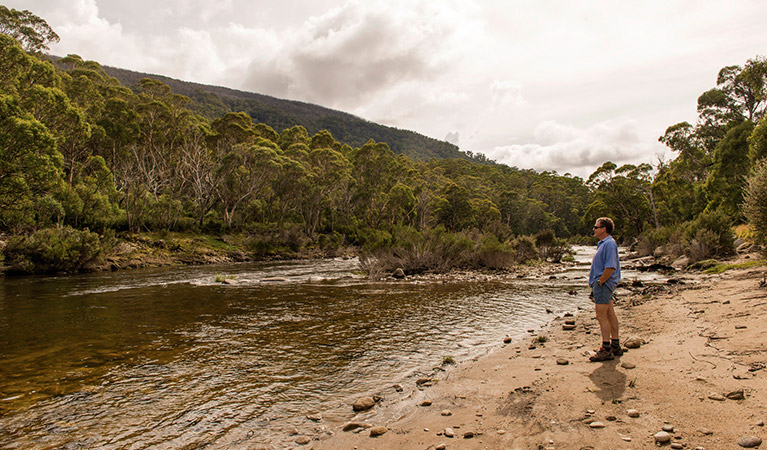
(535, 229, 570, 262)
(510, 235, 539, 263)
(3, 226, 103, 274)
(683, 209, 735, 260)
(743, 160, 767, 250)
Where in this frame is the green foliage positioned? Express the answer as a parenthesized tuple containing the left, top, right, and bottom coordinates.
(704, 259, 766, 274)
(683, 209, 735, 260)
(4, 226, 103, 273)
(510, 235, 539, 264)
(743, 159, 767, 248)
(534, 229, 570, 262)
(0, 5, 59, 54)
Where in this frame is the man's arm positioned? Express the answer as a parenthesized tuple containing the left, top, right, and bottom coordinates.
(598, 267, 615, 286)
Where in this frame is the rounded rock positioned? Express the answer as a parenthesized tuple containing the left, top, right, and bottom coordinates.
(435, 445, 447, 450)
(671, 444, 684, 449)
(352, 397, 376, 412)
(369, 426, 388, 437)
(444, 427, 455, 437)
(589, 421, 606, 428)
(621, 361, 637, 369)
(654, 431, 672, 444)
(662, 424, 674, 432)
(556, 358, 570, 366)
(627, 409, 640, 418)
(295, 436, 311, 445)
(441, 409, 452, 416)
(738, 436, 762, 448)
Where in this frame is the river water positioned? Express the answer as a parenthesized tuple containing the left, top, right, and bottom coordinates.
(0, 247, 664, 449)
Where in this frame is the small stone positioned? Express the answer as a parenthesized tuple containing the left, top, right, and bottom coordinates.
(564, 320, 576, 325)
(435, 445, 447, 450)
(736, 325, 747, 329)
(497, 429, 506, 434)
(463, 431, 475, 438)
(342, 422, 369, 432)
(621, 361, 636, 369)
(393, 384, 404, 392)
(306, 414, 322, 421)
(708, 393, 725, 401)
(726, 390, 745, 400)
(295, 436, 311, 445)
(662, 424, 674, 432)
(655, 431, 672, 444)
(624, 337, 643, 349)
(627, 409, 640, 418)
(369, 426, 388, 437)
(620, 434, 632, 442)
(562, 324, 576, 331)
(671, 443, 684, 449)
(444, 427, 455, 437)
(723, 300, 731, 304)
(606, 416, 617, 421)
(556, 358, 569, 365)
(421, 399, 433, 406)
(441, 409, 452, 416)
(416, 377, 432, 386)
(738, 435, 762, 448)
(586, 409, 596, 415)
(352, 397, 376, 411)
(757, 420, 765, 427)
(503, 336, 512, 343)
(392, 268, 405, 278)
(589, 421, 606, 428)
(700, 429, 714, 435)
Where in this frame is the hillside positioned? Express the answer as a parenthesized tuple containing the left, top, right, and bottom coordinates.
(99, 65, 467, 161)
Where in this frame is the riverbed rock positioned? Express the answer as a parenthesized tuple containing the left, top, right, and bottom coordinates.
(370, 426, 388, 437)
(624, 337, 643, 349)
(662, 424, 674, 432)
(392, 268, 405, 278)
(352, 397, 376, 411)
(654, 431, 672, 444)
(464, 431, 475, 438)
(621, 361, 636, 369)
(727, 390, 745, 400)
(503, 336, 512, 343)
(556, 358, 569, 365)
(444, 427, 455, 437)
(626, 409, 640, 418)
(708, 393, 725, 401)
(342, 422, 369, 432)
(672, 255, 690, 269)
(306, 414, 322, 421)
(589, 421, 606, 428)
(441, 409, 452, 416)
(295, 436, 311, 445)
(393, 384, 404, 392)
(671, 443, 684, 449)
(420, 400, 433, 406)
(738, 435, 762, 448)
(562, 324, 576, 331)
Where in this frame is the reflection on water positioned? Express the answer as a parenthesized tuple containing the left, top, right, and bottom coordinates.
(0, 250, 655, 449)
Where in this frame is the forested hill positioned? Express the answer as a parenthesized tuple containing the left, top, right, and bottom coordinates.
(96, 64, 467, 162)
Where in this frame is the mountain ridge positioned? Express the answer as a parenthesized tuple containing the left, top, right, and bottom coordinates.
(98, 64, 469, 161)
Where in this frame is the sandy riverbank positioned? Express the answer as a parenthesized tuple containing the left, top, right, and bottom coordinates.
(306, 258, 766, 450)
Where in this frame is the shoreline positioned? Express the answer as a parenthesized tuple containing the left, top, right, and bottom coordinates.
(305, 257, 766, 450)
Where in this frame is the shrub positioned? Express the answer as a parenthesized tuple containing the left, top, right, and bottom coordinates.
(683, 209, 735, 259)
(3, 226, 103, 274)
(510, 235, 539, 263)
(535, 229, 570, 262)
(743, 160, 767, 250)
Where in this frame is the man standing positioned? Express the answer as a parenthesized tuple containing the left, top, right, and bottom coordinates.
(588, 217, 622, 362)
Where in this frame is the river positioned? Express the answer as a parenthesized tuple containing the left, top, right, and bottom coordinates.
(0, 246, 665, 449)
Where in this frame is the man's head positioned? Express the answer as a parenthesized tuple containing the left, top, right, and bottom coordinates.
(593, 217, 614, 239)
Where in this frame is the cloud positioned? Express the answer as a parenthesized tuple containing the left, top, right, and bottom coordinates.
(488, 118, 666, 178)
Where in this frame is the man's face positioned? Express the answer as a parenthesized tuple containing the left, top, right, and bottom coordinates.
(593, 221, 607, 239)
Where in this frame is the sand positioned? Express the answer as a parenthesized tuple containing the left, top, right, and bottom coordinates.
(310, 261, 767, 450)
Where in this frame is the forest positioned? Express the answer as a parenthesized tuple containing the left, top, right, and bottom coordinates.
(1, 6, 766, 275)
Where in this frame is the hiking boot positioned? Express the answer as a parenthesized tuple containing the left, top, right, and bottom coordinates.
(611, 346, 624, 357)
(589, 347, 614, 362)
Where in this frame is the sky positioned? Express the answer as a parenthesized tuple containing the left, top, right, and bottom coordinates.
(7, 0, 767, 178)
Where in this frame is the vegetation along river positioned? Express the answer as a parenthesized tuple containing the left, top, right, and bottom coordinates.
(0, 247, 666, 449)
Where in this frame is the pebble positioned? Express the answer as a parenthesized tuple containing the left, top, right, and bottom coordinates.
(497, 429, 506, 435)
(436, 445, 447, 450)
(463, 431, 475, 439)
(503, 336, 512, 343)
(562, 324, 576, 331)
(352, 397, 376, 412)
(441, 409, 452, 416)
(564, 320, 576, 325)
(757, 420, 765, 427)
(589, 421, 606, 428)
(444, 427, 455, 437)
(288, 428, 299, 435)
(620, 434, 632, 442)
(726, 390, 745, 400)
(420, 400, 433, 407)
(708, 393, 725, 401)
(369, 426, 388, 437)
(624, 337, 643, 349)
(654, 431, 672, 444)
(671, 443, 684, 449)
(700, 429, 713, 435)
(306, 414, 322, 421)
(606, 416, 617, 421)
(738, 436, 762, 448)
(295, 436, 311, 445)
(621, 361, 636, 369)
(662, 424, 674, 432)
(342, 422, 368, 432)
(627, 409, 640, 418)
(556, 358, 569, 365)
(393, 384, 404, 392)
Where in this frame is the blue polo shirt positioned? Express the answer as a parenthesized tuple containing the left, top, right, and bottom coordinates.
(589, 235, 621, 290)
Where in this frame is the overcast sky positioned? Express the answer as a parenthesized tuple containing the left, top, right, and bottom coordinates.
(8, 0, 767, 178)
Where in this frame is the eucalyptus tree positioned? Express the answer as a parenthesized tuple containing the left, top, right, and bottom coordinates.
(0, 6, 59, 54)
